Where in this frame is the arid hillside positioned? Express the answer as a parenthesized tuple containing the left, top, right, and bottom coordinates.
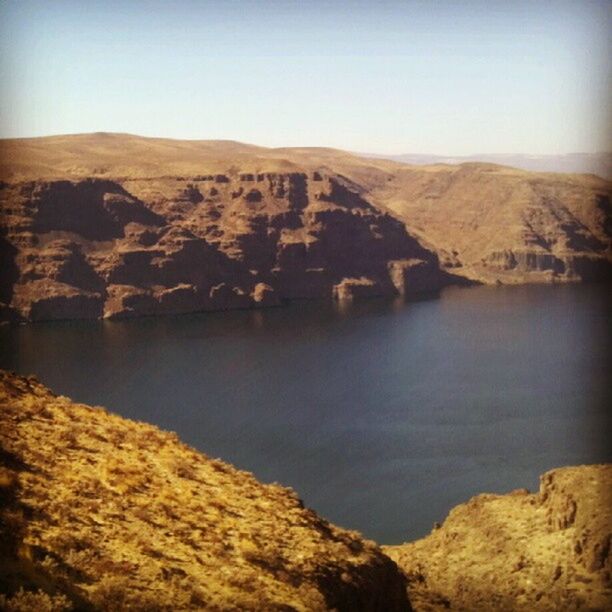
(1, 369, 611, 611)
(0, 370, 409, 611)
(371, 163, 612, 284)
(385, 465, 612, 611)
(0, 133, 610, 321)
(0, 134, 447, 321)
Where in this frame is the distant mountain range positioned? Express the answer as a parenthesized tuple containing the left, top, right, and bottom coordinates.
(359, 151, 612, 180)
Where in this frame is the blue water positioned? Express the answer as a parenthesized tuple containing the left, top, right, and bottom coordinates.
(1, 283, 610, 544)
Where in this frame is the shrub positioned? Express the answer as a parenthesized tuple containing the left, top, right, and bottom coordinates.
(0, 588, 72, 612)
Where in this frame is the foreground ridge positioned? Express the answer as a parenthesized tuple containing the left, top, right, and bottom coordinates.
(0, 370, 409, 611)
(1, 368, 610, 610)
(385, 465, 612, 611)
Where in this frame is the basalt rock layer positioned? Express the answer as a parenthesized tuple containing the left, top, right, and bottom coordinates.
(385, 465, 612, 611)
(1, 133, 611, 321)
(0, 370, 410, 611)
(0, 143, 443, 322)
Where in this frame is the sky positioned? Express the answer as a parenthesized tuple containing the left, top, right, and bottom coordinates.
(0, 0, 610, 155)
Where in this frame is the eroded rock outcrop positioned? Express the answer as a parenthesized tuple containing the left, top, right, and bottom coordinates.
(0, 370, 409, 611)
(385, 466, 612, 611)
(0, 170, 442, 321)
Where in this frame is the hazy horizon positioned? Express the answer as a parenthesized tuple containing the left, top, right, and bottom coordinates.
(1, 130, 612, 159)
(1, 0, 610, 156)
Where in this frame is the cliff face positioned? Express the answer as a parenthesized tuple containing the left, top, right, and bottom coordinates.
(0, 172, 441, 322)
(1, 133, 610, 321)
(385, 465, 612, 611)
(0, 370, 409, 611)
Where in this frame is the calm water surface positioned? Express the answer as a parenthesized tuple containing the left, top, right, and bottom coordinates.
(1, 284, 610, 544)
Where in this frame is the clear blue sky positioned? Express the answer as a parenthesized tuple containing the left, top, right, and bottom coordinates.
(0, 0, 610, 154)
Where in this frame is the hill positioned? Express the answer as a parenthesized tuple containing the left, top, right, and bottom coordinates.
(0, 134, 610, 321)
(385, 465, 612, 611)
(368, 162, 611, 284)
(0, 370, 409, 611)
(2, 370, 611, 610)
(359, 152, 612, 180)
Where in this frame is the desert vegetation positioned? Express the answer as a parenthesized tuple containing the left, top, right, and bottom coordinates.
(1, 369, 611, 610)
(0, 370, 408, 611)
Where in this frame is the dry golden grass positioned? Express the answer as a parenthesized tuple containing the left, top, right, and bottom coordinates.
(0, 133, 392, 182)
(385, 466, 612, 611)
(1, 369, 610, 611)
(0, 370, 408, 611)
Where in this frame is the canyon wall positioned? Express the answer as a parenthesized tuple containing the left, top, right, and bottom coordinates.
(0, 172, 443, 322)
(1, 134, 610, 321)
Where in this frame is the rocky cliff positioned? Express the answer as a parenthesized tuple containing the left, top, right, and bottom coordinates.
(0, 135, 446, 322)
(0, 370, 409, 611)
(1, 133, 610, 321)
(385, 465, 612, 611)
